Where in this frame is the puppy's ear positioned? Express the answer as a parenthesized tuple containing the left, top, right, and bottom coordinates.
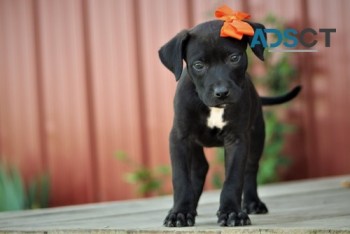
(245, 22, 266, 61)
(158, 30, 189, 81)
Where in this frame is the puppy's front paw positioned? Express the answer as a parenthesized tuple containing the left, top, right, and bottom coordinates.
(243, 200, 268, 214)
(217, 210, 251, 226)
(163, 210, 196, 227)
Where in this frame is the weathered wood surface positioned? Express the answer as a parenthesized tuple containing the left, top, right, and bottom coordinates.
(0, 175, 350, 234)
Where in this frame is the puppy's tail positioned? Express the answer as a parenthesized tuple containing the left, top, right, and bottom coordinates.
(260, 86, 302, 106)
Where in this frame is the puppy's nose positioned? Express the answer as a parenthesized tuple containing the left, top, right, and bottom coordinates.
(214, 86, 230, 98)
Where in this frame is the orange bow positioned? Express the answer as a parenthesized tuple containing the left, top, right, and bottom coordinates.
(215, 5, 254, 40)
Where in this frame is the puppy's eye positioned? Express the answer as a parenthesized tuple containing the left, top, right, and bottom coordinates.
(192, 61, 206, 71)
(229, 54, 241, 64)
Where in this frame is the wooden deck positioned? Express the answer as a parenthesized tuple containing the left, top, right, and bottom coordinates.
(0, 175, 350, 234)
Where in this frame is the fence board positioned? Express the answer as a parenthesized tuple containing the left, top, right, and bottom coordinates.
(308, 0, 350, 176)
(190, 0, 246, 25)
(34, 0, 94, 205)
(0, 0, 44, 179)
(136, 0, 190, 168)
(84, 0, 144, 201)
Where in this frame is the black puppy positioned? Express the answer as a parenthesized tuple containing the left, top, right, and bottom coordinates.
(159, 19, 300, 227)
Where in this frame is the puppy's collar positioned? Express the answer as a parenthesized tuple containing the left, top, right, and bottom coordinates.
(215, 5, 254, 40)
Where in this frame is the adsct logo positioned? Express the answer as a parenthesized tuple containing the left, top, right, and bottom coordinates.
(250, 28, 336, 52)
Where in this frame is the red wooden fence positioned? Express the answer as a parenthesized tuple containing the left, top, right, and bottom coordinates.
(0, 0, 349, 206)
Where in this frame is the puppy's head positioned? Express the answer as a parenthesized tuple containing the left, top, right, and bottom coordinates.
(159, 20, 266, 107)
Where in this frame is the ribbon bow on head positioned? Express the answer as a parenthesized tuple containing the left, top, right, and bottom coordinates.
(215, 5, 254, 40)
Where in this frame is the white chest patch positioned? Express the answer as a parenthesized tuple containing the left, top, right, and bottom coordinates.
(207, 107, 227, 129)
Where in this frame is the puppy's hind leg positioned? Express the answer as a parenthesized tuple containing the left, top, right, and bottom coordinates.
(243, 117, 268, 214)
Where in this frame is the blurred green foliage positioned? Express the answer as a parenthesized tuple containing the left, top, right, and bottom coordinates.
(114, 151, 171, 197)
(255, 14, 297, 184)
(0, 163, 50, 211)
(211, 148, 225, 189)
(258, 112, 294, 184)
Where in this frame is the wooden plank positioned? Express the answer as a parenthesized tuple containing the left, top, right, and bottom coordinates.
(200, 175, 350, 204)
(0, 175, 349, 233)
(0, 175, 347, 219)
